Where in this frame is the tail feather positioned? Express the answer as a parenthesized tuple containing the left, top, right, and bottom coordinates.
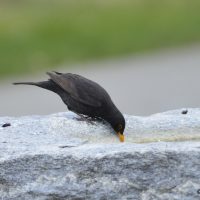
(13, 82, 39, 86)
(13, 81, 51, 91)
(13, 80, 63, 94)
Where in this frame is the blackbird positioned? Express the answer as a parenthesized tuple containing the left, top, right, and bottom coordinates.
(14, 72, 125, 142)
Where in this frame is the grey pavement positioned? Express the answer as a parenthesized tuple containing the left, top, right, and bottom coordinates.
(1, 44, 200, 117)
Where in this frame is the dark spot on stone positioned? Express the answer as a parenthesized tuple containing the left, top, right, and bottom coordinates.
(2, 123, 11, 128)
(59, 145, 76, 148)
(0, 178, 8, 185)
(182, 110, 188, 115)
(197, 189, 200, 194)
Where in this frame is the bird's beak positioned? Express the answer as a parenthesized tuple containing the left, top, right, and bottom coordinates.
(117, 132, 124, 142)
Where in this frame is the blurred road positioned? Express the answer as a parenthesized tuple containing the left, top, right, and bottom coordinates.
(1, 45, 200, 117)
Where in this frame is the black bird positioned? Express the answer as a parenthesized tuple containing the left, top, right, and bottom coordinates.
(14, 72, 125, 142)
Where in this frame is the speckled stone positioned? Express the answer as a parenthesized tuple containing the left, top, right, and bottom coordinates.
(0, 109, 200, 199)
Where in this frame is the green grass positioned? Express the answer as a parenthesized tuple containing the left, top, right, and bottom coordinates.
(0, 0, 200, 77)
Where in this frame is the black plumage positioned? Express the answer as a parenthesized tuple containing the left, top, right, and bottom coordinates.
(14, 72, 125, 142)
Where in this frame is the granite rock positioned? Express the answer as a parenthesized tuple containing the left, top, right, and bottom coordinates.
(0, 109, 200, 200)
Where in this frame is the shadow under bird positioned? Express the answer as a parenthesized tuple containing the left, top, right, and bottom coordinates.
(14, 72, 125, 142)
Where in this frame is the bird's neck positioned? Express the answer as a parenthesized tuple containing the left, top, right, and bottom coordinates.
(103, 109, 122, 127)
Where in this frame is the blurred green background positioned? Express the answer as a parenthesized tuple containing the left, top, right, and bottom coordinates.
(0, 0, 200, 78)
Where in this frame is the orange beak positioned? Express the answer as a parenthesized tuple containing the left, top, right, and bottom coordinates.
(117, 132, 124, 142)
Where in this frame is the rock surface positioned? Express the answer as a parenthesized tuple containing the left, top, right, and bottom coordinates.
(0, 108, 200, 199)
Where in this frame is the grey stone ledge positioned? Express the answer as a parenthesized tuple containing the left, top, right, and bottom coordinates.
(0, 108, 200, 200)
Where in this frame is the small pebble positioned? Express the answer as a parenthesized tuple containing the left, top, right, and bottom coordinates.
(181, 110, 188, 115)
(2, 123, 11, 128)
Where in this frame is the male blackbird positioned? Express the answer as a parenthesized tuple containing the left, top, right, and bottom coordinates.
(14, 72, 125, 142)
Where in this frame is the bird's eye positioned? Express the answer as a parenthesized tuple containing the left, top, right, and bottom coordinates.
(118, 124, 122, 130)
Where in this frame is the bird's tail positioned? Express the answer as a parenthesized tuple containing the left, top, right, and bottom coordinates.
(13, 80, 62, 93)
(13, 81, 53, 90)
(13, 82, 40, 86)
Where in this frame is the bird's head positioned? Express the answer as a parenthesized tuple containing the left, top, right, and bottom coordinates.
(106, 112, 125, 142)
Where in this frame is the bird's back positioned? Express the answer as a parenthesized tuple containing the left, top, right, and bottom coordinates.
(48, 72, 118, 118)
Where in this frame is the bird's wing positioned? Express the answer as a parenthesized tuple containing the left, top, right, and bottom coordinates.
(47, 72, 108, 107)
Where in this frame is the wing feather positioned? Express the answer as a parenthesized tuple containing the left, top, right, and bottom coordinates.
(47, 72, 108, 107)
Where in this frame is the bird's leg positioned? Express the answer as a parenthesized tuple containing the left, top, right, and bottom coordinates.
(74, 113, 95, 125)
